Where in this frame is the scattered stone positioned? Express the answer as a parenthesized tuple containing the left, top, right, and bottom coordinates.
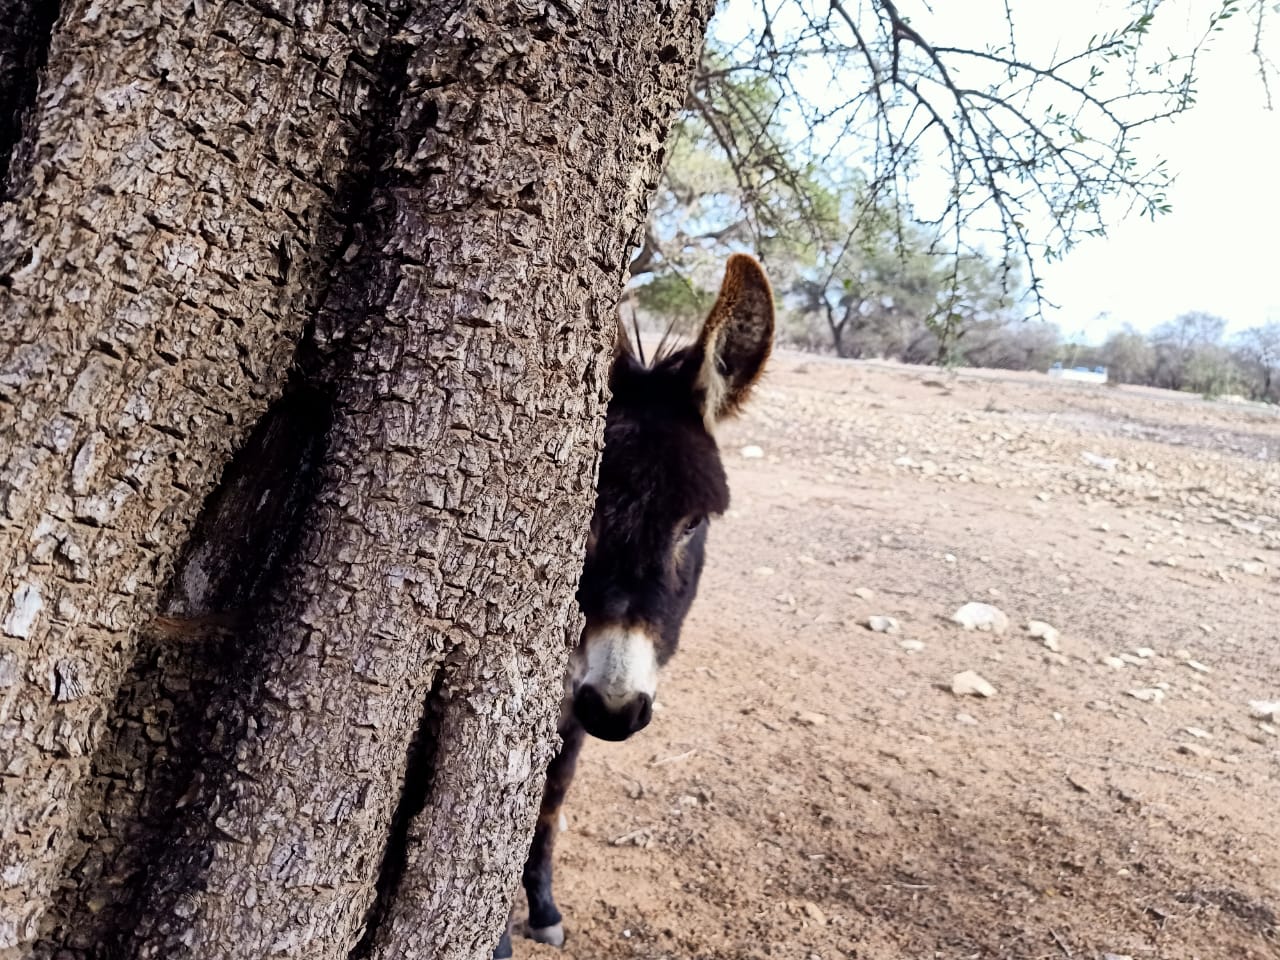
(1065, 773, 1092, 793)
(1184, 659, 1211, 674)
(898, 639, 925, 653)
(955, 712, 978, 725)
(1119, 653, 1146, 667)
(1172, 648, 1192, 660)
(1082, 451, 1119, 471)
(1248, 700, 1280, 721)
(943, 552, 957, 564)
(740, 444, 765, 459)
(753, 566, 775, 577)
(1026, 620, 1061, 652)
(951, 670, 997, 698)
(852, 587, 875, 600)
(1177, 743, 1213, 759)
(1238, 560, 1267, 576)
(951, 602, 1009, 634)
(1101, 656, 1126, 670)
(1182, 727, 1212, 740)
(794, 711, 828, 727)
(1036, 491, 1052, 502)
(801, 901, 826, 925)
(865, 615, 901, 634)
(1133, 647, 1156, 659)
(1128, 688, 1165, 704)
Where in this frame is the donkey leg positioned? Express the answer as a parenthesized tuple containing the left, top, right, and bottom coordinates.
(522, 720, 586, 947)
(492, 925, 513, 960)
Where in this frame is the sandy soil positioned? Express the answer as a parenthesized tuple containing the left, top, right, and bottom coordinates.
(518, 352, 1280, 960)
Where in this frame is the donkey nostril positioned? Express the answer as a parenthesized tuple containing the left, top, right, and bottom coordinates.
(629, 693, 653, 733)
(572, 686, 653, 742)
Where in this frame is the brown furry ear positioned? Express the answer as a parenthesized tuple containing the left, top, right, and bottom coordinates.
(694, 254, 774, 426)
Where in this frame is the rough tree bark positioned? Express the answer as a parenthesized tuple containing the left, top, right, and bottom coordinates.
(1, 1, 713, 958)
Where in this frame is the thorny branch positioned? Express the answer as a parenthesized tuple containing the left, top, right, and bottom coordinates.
(646, 0, 1273, 344)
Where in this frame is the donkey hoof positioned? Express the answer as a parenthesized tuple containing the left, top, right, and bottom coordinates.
(528, 922, 565, 948)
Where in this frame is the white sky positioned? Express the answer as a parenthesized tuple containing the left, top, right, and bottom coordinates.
(710, 0, 1280, 343)
(1037, 21, 1280, 342)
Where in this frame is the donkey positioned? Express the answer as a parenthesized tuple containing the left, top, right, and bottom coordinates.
(494, 254, 774, 957)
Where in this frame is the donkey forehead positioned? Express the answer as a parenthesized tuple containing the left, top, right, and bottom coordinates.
(598, 398, 730, 529)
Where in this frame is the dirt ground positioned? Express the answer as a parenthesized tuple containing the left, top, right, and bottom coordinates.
(518, 352, 1280, 960)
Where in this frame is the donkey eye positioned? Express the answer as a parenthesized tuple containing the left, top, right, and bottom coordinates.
(680, 516, 704, 539)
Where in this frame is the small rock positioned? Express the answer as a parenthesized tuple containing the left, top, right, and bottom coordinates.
(1184, 659, 1211, 674)
(753, 566, 775, 577)
(955, 712, 978, 725)
(801, 901, 826, 924)
(1026, 620, 1061, 652)
(1036, 491, 1051, 502)
(898, 639, 925, 653)
(1177, 742, 1213, 759)
(1119, 653, 1146, 667)
(1248, 700, 1280, 721)
(852, 587, 875, 600)
(951, 602, 1009, 634)
(1082, 451, 1119, 471)
(866, 615, 900, 634)
(943, 552, 957, 564)
(794, 711, 827, 726)
(1172, 648, 1192, 660)
(1128, 688, 1165, 704)
(740, 444, 765, 459)
(1238, 560, 1267, 576)
(1101, 656, 1126, 670)
(1065, 773, 1091, 793)
(1182, 727, 1212, 740)
(951, 670, 997, 698)
(1133, 647, 1156, 659)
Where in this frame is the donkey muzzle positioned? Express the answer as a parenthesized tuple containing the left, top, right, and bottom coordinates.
(572, 626, 658, 741)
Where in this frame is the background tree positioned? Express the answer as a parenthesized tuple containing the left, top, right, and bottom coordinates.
(1096, 325, 1159, 385)
(1233, 322, 1280, 401)
(1150, 311, 1230, 392)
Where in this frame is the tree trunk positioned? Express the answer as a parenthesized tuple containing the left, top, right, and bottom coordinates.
(823, 301, 847, 358)
(1, 1, 713, 958)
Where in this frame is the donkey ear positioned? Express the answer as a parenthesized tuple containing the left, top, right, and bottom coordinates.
(694, 254, 774, 425)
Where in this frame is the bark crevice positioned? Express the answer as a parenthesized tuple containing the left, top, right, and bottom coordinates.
(0, 0, 60, 192)
(348, 664, 450, 960)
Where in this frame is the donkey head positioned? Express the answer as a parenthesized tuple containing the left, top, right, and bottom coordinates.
(570, 255, 774, 742)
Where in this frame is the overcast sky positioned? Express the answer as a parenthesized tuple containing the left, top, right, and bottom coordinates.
(711, 0, 1280, 343)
